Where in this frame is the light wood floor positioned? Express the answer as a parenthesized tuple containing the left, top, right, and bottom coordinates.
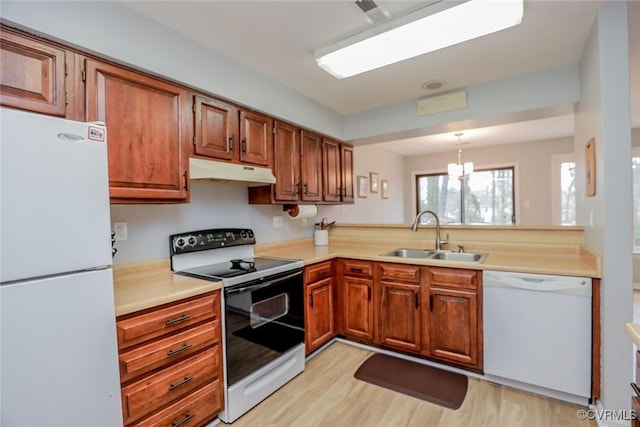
(229, 342, 595, 427)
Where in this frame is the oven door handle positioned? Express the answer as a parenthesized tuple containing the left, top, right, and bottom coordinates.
(225, 271, 302, 295)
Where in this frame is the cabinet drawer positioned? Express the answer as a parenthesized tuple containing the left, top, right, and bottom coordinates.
(134, 379, 223, 427)
(121, 346, 220, 424)
(305, 261, 333, 283)
(427, 267, 478, 290)
(119, 320, 220, 383)
(341, 259, 373, 278)
(117, 292, 219, 349)
(379, 263, 420, 283)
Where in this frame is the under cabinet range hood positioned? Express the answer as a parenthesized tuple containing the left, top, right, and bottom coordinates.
(189, 158, 276, 186)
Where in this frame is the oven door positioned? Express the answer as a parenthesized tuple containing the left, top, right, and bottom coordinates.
(224, 269, 304, 386)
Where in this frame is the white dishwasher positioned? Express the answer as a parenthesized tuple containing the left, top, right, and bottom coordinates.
(483, 270, 592, 406)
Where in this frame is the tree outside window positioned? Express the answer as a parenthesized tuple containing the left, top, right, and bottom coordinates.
(416, 167, 515, 224)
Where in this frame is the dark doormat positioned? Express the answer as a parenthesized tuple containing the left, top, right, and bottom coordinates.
(354, 353, 468, 410)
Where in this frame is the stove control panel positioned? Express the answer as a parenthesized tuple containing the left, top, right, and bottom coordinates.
(169, 228, 255, 255)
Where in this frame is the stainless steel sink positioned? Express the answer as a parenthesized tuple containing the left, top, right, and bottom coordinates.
(380, 248, 434, 258)
(380, 248, 487, 263)
(428, 251, 487, 263)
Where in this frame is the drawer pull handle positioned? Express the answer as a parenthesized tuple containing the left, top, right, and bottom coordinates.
(167, 343, 193, 356)
(350, 268, 363, 273)
(172, 413, 194, 427)
(169, 376, 193, 391)
(165, 314, 191, 326)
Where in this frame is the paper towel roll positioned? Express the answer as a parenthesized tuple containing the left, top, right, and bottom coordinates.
(286, 204, 317, 219)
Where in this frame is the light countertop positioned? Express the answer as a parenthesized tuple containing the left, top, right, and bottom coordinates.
(112, 231, 599, 317)
(113, 259, 222, 316)
(254, 240, 600, 278)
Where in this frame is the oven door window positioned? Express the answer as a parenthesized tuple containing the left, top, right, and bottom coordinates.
(224, 271, 304, 386)
(250, 293, 288, 328)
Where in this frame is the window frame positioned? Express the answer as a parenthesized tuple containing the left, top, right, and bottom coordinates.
(413, 163, 518, 225)
(633, 147, 640, 253)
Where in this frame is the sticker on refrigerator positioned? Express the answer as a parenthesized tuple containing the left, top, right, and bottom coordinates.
(88, 126, 105, 142)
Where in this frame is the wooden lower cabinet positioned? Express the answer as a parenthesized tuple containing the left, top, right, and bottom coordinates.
(424, 267, 482, 370)
(427, 287, 478, 366)
(338, 259, 374, 343)
(377, 263, 421, 353)
(379, 281, 421, 352)
(116, 290, 223, 427)
(342, 276, 374, 342)
(304, 261, 335, 354)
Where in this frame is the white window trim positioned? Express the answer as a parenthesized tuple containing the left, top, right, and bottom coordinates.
(411, 161, 520, 225)
(551, 153, 576, 226)
(633, 147, 640, 253)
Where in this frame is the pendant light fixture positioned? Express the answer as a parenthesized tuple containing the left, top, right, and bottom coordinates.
(448, 133, 474, 179)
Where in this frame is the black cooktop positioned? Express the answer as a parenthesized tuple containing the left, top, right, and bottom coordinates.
(179, 256, 299, 281)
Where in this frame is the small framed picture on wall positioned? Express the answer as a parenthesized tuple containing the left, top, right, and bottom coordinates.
(369, 172, 379, 193)
(381, 180, 389, 199)
(357, 176, 368, 198)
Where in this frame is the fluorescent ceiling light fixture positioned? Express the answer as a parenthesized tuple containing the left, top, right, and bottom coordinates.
(315, 0, 524, 79)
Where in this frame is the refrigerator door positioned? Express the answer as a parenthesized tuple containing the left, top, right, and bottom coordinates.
(0, 269, 123, 427)
(0, 107, 112, 283)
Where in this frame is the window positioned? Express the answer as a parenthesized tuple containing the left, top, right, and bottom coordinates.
(551, 154, 577, 225)
(415, 167, 515, 224)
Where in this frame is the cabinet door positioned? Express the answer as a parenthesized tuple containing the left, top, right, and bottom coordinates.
(380, 281, 421, 353)
(322, 138, 341, 202)
(0, 29, 66, 117)
(340, 144, 354, 203)
(342, 276, 374, 342)
(85, 59, 189, 202)
(305, 277, 335, 354)
(428, 287, 478, 367)
(239, 110, 271, 166)
(300, 130, 323, 202)
(194, 95, 238, 161)
(273, 120, 300, 201)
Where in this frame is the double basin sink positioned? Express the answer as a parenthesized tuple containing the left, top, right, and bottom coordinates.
(380, 248, 487, 263)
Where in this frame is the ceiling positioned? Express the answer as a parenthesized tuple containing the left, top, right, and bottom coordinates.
(122, 0, 638, 156)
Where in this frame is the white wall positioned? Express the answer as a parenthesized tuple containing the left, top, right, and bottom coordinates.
(402, 137, 574, 224)
(575, 1, 633, 415)
(317, 145, 405, 224)
(110, 144, 404, 264)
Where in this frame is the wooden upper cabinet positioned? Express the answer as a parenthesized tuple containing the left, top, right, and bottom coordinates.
(194, 95, 238, 161)
(0, 28, 66, 117)
(239, 110, 272, 166)
(300, 130, 323, 202)
(193, 95, 272, 167)
(273, 120, 300, 201)
(322, 138, 341, 202)
(84, 59, 189, 202)
(341, 144, 354, 203)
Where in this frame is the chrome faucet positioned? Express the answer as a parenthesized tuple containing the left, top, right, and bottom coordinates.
(411, 210, 449, 251)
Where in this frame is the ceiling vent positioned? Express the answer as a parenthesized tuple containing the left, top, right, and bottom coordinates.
(355, 0, 391, 25)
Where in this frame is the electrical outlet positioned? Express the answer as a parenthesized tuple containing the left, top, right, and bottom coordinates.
(113, 221, 128, 241)
(273, 216, 283, 228)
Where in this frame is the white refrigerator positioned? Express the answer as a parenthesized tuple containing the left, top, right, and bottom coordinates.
(0, 107, 123, 426)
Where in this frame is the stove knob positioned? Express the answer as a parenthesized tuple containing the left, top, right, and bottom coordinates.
(176, 238, 185, 248)
(248, 230, 254, 239)
(188, 236, 196, 246)
(240, 230, 248, 239)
